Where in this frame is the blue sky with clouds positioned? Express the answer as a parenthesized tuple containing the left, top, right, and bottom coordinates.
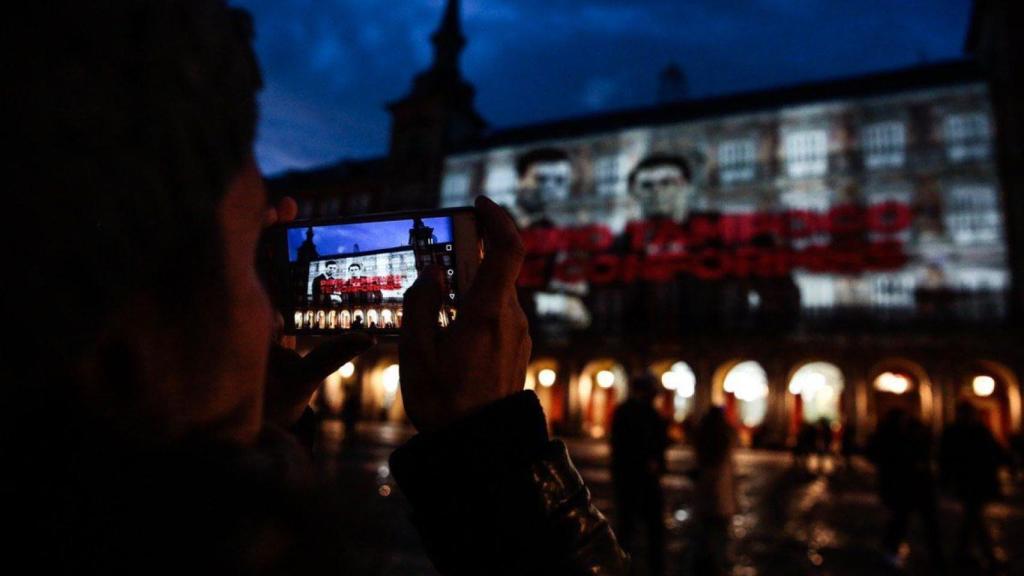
(235, 0, 973, 176)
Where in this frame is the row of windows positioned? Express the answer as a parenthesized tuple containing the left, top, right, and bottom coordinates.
(443, 112, 994, 202)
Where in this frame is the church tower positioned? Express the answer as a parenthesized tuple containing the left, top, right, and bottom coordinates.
(387, 0, 486, 209)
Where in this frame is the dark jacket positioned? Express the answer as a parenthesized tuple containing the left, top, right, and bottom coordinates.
(940, 419, 1007, 504)
(9, 391, 626, 575)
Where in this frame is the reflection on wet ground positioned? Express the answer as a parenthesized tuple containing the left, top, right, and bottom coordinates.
(318, 421, 1024, 575)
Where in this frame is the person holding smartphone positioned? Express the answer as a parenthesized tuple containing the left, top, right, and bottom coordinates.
(5, 1, 627, 575)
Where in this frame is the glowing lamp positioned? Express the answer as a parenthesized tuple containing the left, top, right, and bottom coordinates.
(875, 372, 910, 395)
(538, 369, 557, 388)
(661, 371, 678, 391)
(382, 364, 401, 395)
(665, 362, 696, 398)
(972, 375, 996, 397)
(596, 370, 615, 389)
(340, 362, 355, 379)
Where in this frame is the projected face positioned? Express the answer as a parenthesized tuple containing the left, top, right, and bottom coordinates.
(518, 160, 573, 216)
(325, 262, 339, 279)
(631, 162, 691, 220)
(348, 263, 363, 278)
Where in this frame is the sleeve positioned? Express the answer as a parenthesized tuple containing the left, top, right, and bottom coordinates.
(389, 391, 628, 576)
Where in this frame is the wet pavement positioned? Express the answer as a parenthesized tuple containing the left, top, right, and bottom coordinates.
(316, 421, 1024, 575)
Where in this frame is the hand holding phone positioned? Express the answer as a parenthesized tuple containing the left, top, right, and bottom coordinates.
(399, 197, 532, 433)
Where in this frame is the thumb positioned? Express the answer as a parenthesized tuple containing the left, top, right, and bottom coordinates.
(400, 266, 445, 373)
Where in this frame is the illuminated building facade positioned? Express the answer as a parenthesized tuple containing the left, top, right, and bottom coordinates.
(274, 0, 1023, 447)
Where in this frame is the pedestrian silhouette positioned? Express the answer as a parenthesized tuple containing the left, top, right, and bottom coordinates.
(793, 422, 818, 475)
(692, 406, 738, 576)
(611, 372, 668, 575)
(940, 401, 1009, 570)
(867, 408, 942, 570)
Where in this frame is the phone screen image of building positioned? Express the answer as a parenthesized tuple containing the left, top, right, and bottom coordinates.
(286, 216, 457, 331)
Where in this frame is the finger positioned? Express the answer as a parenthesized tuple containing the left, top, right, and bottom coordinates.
(466, 196, 525, 308)
(400, 266, 444, 378)
(263, 196, 299, 228)
(298, 331, 376, 384)
(275, 196, 299, 224)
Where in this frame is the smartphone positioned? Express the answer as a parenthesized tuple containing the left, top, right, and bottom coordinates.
(269, 207, 480, 335)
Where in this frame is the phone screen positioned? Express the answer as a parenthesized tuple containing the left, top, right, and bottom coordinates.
(277, 208, 478, 335)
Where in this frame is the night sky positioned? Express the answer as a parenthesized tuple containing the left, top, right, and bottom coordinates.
(288, 217, 452, 261)
(236, 0, 974, 176)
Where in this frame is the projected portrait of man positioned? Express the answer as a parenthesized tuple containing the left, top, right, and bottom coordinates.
(346, 262, 382, 306)
(628, 154, 693, 221)
(514, 148, 574, 227)
(313, 260, 340, 306)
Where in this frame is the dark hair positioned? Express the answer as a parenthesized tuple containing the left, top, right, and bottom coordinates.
(327, 261, 339, 267)
(6, 1, 262, 385)
(515, 148, 570, 178)
(627, 154, 692, 189)
(349, 263, 363, 270)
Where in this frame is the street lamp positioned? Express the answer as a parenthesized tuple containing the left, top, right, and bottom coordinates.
(874, 372, 910, 395)
(538, 368, 557, 388)
(596, 370, 615, 389)
(340, 362, 355, 379)
(663, 362, 696, 398)
(973, 375, 996, 397)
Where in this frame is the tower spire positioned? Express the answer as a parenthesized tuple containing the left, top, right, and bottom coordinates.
(431, 0, 465, 72)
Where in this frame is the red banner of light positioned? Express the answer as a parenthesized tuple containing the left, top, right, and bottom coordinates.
(319, 275, 404, 294)
(517, 202, 913, 286)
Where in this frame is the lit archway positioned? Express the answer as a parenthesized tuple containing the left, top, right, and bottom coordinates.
(381, 309, 394, 327)
(578, 359, 628, 438)
(958, 360, 1021, 443)
(367, 309, 380, 328)
(714, 360, 770, 437)
(649, 359, 697, 424)
(525, 358, 564, 430)
(362, 359, 405, 423)
(789, 362, 845, 425)
(869, 358, 933, 427)
(340, 310, 351, 329)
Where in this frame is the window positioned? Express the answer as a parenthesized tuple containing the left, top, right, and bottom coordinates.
(862, 121, 906, 169)
(783, 129, 828, 178)
(795, 273, 836, 310)
(321, 196, 342, 216)
(483, 164, 518, 207)
(440, 171, 471, 207)
(943, 112, 991, 163)
(593, 155, 625, 197)
(348, 194, 370, 213)
(718, 138, 757, 183)
(869, 273, 915, 308)
(944, 184, 1002, 245)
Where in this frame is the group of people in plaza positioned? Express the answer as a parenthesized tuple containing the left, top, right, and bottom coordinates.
(869, 402, 1013, 572)
(610, 376, 739, 576)
(608, 373, 1015, 575)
